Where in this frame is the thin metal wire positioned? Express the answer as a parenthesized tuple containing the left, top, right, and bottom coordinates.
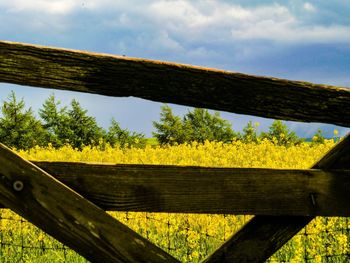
(1, 210, 349, 263)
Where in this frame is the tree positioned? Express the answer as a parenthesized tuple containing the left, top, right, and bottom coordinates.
(153, 105, 236, 145)
(152, 105, 189, 145)
(183, 108, 235, 143)
(260, 120, 302, 146)
(106, 118, 146, 148)
(40, 95, 145, 149)
(39, 94, 68, 147)
(63, 99, 105, 149)
(0, 91, 47, 149)
(241, 121, 259, 143)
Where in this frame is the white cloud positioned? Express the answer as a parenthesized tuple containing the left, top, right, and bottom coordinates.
(104, 1, 350, 45)
(303, 2, 316, 12)
(2, 0, 350, 51)
(1, 0, 78, 15)
(233, 22, 350, 44)
(90, 0, 350, 62)
(149, 1, 205, 26)
(155, 31, 184, 52)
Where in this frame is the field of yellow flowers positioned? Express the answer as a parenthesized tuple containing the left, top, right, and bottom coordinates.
(1, 139, 349, 262)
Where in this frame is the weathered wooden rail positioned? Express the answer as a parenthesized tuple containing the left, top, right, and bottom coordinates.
(0, 40, 349, 262)
(2, 162, 350, 217)
(1, 41, 349, 127)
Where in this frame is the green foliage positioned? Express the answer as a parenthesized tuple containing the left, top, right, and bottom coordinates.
(64, 99, 105, 149)
(1, 92, 150, 150)
(39, 94, 145, 149)
(39, 94, 68, 147)
(260, 120, 303, 146)
(146, 137, 159, 146)
(106, 118, 146, 148)
(240, 121, 260, 143)
(39, 96, 104, 149)
(183, 108, 236, 143)
(153, 105, 236, 145)
(312, 129, 325, 145)
(152, 105, 190, 145)
(0, 91, 47, 150)
(1, 92, 322, 150)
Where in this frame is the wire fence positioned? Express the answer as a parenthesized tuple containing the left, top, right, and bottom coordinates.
(1, 209, 349, 262)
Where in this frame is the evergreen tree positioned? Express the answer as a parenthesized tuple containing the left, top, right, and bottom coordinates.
(260, 120, 302, 146)
(39, 94, 68, 147)
(152, 105, 189, 145)
(0, 91, 47, 149)
(106, 118, 146, 148)
(64, 99, 104, 149)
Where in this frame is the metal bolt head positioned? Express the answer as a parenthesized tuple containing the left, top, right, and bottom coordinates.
(13, 180, 24, 191)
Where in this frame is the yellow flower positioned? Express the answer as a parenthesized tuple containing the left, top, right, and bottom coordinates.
(1, 140, 345, 262)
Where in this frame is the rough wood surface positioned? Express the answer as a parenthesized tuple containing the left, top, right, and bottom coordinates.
(0, 162, 349, 217)
(1, 40, 350, 127)
(0, 143, 179, 263)
(202, 216, 310, 263)
(203, 134, 350, 263)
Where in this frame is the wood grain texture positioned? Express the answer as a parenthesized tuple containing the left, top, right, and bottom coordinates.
(202, 216, 310, 263)
(0, 143, 179, 263)
(1, 40, 349, 127)
(0, 162, 348, 217)
(203, 134, 350, 263)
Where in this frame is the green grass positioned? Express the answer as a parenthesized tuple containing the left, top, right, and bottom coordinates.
(146, 137, 159, 146)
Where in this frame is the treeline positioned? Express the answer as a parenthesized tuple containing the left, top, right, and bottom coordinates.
(0, 91, 334, 150)
(0, 91, 146, 150)
(152, 105, 333, 146)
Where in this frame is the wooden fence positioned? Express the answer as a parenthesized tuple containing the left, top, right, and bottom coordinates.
(0, 40, 349, 262)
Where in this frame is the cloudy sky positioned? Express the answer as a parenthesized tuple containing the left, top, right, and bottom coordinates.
(0, 0, 349, 137)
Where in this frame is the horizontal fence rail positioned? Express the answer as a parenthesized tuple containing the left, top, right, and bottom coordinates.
(0, 40, 350, 127)
(0, 161, 350, 217)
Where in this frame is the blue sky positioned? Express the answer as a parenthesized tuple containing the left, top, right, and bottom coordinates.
(0, 0, 349, 137)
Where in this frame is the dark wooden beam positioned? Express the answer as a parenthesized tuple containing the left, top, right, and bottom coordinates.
(0, 143, 179, 263)
(0, 162, 348, 216)
(202, 216, 310, 263)
(1, 40, 350, 127)
(203, 134, 350, 263)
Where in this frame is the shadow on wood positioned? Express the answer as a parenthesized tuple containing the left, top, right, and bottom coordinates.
(0, 143, 179, 263)
(203, 134, 350, 263)
(1, 162, 349, 217)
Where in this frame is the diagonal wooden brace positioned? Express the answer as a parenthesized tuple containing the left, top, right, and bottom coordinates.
(203, 134, 350, 263)
(0, 143, 179, 263)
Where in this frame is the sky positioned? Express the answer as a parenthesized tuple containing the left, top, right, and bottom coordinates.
(0, 0, 349, 137)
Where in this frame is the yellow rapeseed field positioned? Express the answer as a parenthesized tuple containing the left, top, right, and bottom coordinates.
(1, 139, 349, 262)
